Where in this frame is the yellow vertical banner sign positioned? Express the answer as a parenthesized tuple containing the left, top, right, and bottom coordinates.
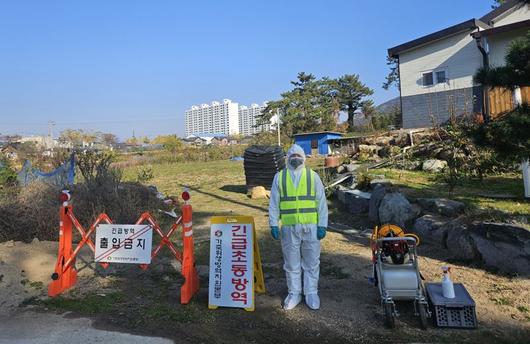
(208, 216, 265, 312)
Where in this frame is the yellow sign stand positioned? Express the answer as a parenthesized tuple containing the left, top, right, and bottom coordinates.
(208, 216, 265, 312)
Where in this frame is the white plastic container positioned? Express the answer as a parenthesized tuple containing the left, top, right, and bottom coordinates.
(441, 266, 455, 299)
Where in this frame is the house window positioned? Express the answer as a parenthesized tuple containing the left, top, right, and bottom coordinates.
(435, 70, 447, 84)
(422, 69, 448, 86)
(311, 139, 318, 149)
(422, 72, 434, 86)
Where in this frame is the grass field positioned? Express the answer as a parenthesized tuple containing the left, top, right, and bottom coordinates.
(18, 157, 528, 343)
(120, 160, 530, 251)
(123, 160, 278, 265)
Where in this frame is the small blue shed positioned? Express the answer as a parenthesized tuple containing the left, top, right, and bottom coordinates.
(293, 131, 343, 156)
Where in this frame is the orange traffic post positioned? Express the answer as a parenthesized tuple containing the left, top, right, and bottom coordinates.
(180, 201, 200, 304)
(48, 204, 78, 297)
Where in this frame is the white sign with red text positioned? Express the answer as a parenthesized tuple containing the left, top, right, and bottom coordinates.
(208, 218, 254, 310)
(94, 224, 153, 264)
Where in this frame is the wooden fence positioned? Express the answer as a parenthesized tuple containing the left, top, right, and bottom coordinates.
(521, 86, 530, 104)
(488, 86, 530, 119)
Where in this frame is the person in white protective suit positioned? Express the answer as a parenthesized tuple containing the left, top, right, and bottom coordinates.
(269, 144, 328, 310)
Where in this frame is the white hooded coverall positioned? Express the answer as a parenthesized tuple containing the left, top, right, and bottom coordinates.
(269, 145, 328, 297)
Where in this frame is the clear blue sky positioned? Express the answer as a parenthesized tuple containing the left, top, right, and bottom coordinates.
(0, 0, 495, 140)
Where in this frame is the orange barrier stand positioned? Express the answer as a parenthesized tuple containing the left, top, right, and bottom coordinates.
(180, 203, 200, 304)
(48, 191, 200, 304)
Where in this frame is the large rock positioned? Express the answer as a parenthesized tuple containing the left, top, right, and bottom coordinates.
(344, 189, 371, 214)
(374, 136, 394, 146)
(378, 146, 391, 158)
(345, 163, 360, 173)
(411, 203, 423, 218)
(422, 159, 447, 173)
(358, 144, 381, 156)
(444, 221, 477, 261)
(369, 184, 387, 224)
(417, 198, 465, 217)
(412, 214, 447, 244)
(370, 179, 392, 188)
(469, 222, 530, 275)
(394, 159, 422, 171)
(437, 149, 453, 162)
(335, 185, 349, 204)
(378, 193, 419, 228)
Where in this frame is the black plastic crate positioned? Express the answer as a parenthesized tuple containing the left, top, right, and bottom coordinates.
(426, 283, 477, 328)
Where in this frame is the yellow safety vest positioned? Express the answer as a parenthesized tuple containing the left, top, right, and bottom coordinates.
(279, 167, 318, 225)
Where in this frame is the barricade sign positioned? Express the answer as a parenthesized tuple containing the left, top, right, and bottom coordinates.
(48, 190, 199, 304)
(208, 216, 265, 312)
(94, 224, 153, 264)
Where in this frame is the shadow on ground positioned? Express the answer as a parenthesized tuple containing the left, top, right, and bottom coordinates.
(184, 184, 269, 213)
(219, 184, 248, 195)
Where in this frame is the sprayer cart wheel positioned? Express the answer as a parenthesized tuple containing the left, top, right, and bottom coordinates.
(383, 302, 395, 328)
(418, 302, 428, 329)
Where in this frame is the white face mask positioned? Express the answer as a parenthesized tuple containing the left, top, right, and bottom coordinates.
(289, 157, 304, 169)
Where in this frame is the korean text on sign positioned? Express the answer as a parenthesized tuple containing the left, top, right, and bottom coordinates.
(230, 225, 249, 304)
(208, 221, 253, 309)
(94, 224, 153, 265)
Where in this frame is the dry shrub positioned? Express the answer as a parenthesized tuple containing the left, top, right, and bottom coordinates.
(0, 182, 59, 242)
(0, 168, 167, 243)
(0, 150, 170, 243)
(69, 180, 164, 227)
(73, 150, 166, 226)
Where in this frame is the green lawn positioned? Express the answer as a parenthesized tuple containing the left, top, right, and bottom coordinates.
(122, 158, 529, 222)
(122, 159, 280, 265)
(370, 168, 530, 219)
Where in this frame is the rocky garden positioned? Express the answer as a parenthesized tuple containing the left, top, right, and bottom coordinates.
(327, 122, 530, 277)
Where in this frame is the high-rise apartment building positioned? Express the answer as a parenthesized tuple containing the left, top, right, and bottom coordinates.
(238, 102, 271, 136)
(185, 99, 239, 137)
(185, 99, 276, 137)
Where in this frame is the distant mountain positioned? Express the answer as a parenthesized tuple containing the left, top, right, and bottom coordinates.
(351, 97, 400, 127)
(375, 97, 400, 113)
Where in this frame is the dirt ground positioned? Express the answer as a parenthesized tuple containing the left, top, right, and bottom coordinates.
(1, 160, 529, 343)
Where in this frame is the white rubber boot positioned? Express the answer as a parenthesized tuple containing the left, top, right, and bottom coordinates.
(305, 293, 320, 310)
(283, 293, 302, 310)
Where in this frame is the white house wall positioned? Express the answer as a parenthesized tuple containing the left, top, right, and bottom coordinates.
(399, 30, 482, 128)
(488, 28, 530, 67)
(395, 2, 530, 129)
(398, 30, 484, 128)
(492, 3, 530, 27)
(486, 2, 530, 67)
(399, 30, 483, 97)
